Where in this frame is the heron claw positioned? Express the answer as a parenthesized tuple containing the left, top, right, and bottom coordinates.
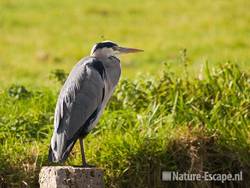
(83, 163, 96, 168)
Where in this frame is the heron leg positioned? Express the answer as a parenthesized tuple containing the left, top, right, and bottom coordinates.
(79, 138, 87, 167)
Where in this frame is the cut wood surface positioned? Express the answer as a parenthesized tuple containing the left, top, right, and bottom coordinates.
(39, 166, 104, 188)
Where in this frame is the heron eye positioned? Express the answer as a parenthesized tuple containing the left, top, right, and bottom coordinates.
(112, 46, 118, 51)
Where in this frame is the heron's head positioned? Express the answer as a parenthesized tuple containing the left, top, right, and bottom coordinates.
(90, 41, 143, 59)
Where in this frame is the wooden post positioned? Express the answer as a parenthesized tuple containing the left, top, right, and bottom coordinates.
(39, 166, 104, 188)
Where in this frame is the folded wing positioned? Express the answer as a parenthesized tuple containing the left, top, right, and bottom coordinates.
(49, 57, 105, 163)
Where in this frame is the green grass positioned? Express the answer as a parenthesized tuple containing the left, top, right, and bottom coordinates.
(0, 0, 250, 187)
(0, 62, 249, 187)
(0, 0, 250, 88)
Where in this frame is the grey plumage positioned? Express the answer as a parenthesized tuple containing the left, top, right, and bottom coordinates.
(49, 56, 120, 163)
(48, 41, 142, 165)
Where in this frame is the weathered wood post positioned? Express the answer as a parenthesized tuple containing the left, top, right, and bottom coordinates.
(39, 166, 104, 188)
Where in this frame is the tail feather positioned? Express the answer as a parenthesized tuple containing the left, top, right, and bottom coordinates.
(48, 146, 55, 163)
(48, 134, 78, 163)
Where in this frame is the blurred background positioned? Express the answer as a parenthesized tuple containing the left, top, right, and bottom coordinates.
(0, 0, 249, 88)
(0, 0, 249, 187)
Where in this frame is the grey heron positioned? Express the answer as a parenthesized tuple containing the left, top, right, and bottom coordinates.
(48, 41, 143, 166)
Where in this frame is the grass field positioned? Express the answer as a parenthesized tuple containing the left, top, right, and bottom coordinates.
(1, 0, 250, 87)
(0, 0, 250, 187)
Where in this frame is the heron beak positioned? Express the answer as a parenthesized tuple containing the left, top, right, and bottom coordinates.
(116, 46, 144, 54)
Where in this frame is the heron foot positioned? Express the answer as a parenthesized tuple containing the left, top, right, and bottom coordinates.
(72, 163, 96, 168)
(83, 163, 96, 168)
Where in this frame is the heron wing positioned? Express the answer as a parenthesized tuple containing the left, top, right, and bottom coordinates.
(50, 57, 105, 162)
